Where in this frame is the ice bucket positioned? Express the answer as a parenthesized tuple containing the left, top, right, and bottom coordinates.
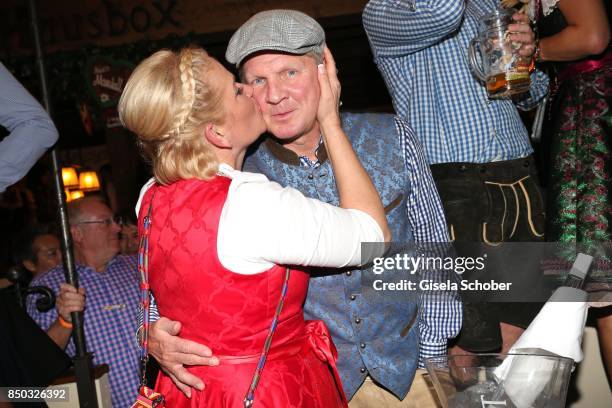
(425, 353, 574, 408)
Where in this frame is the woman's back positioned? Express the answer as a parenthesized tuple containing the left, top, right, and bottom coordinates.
(142, 177, 307, 353)
(139, 177, 345, 407)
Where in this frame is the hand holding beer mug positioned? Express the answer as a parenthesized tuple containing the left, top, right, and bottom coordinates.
(469, 8, 534, 98)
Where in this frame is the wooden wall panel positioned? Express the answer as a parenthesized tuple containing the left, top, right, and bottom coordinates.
(1, 0, 368, 55)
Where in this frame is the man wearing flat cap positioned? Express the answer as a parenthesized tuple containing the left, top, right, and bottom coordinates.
(147, 9, 461, 407)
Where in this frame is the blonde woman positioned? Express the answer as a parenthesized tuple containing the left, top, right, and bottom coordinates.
(119, 46, 389, 407)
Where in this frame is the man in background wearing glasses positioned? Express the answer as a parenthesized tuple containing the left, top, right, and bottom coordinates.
(26, 196, 141, 408)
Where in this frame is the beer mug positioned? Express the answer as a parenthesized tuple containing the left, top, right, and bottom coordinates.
(468, 8, 531, 98)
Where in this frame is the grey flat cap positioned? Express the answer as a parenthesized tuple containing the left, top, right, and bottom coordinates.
(226, 10, 325, 67)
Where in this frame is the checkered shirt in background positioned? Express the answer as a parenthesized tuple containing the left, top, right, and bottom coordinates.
(363, 0, 549, 165)
(27, 255, 141, 408)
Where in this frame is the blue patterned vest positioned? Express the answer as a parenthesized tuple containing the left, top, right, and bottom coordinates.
(244, 113, 419, 399)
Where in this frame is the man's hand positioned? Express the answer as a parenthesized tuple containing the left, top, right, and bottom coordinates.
(56, 283, 85, 322)
(148, 317, 219, 398)
(509, 12, 537, 58)
(47, 283, 86, 348)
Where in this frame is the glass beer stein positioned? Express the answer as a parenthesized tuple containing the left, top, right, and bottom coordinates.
(469, 8, 531, 98)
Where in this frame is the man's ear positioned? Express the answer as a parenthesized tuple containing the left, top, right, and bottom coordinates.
(23, 260, 36, 273)
(70, 225, 82, 244)
(204, 123, 232, 149)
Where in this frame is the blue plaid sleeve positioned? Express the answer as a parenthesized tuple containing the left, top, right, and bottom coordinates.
(136, 292, 160, 348)
(26, 269, 76, 356)
(516, 70, 550, 111)
(414, 241, 463, 367)
(395, 118, 449, 243)
(395, 118, 463, 365)
(417, 283, 463, 366)
(26, 284, 58, 333)
(363, 0, 466, 56)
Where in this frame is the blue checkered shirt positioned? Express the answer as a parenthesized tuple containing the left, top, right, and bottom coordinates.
(300, 122, 462, 365)
(363, 0, 549, 164)
(27, 255, 141, 408)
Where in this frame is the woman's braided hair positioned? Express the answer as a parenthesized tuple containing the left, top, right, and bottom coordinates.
(119, 46, 224, 185)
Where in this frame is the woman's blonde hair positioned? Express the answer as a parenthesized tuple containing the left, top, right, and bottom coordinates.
(118, 47, 224, 185)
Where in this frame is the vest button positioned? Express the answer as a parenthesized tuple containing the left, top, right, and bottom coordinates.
(350, 294, 357, 301)
(354, 318, 362, 324)
(308, 174, 314, 180)
(360, 367, 367, 373)
(360, 342, 366, 349)
(346, 271, 352, 276)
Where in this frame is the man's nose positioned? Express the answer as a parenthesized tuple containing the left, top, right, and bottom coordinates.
(266, 79, 285, 104)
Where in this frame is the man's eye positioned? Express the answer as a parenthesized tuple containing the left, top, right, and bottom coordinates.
(251, 78, 265, 86)
(287, 70, 297, 77)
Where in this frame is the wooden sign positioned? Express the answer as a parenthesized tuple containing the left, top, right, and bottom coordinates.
(1, 0, 368, 55)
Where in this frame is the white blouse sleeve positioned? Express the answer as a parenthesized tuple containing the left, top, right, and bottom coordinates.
(135, 178, 156, 217)
(217, 170, 384, 274)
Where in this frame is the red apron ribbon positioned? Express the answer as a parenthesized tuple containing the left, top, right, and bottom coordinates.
(305, 320, 348, 407)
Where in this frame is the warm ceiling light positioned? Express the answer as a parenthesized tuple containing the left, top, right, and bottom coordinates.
(65, 189, 85, 202)
(62, 167, 79, 189)
(70, 190, 85, 200)
(78, 171, 100, 192)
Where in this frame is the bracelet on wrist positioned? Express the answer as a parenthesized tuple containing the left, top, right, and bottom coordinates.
(528, 41, 541, 73)
(58, 315, 73, 329)
(533, 38, 542, 63)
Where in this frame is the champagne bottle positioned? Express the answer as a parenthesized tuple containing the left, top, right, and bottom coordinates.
(563, 253, 593, 289)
